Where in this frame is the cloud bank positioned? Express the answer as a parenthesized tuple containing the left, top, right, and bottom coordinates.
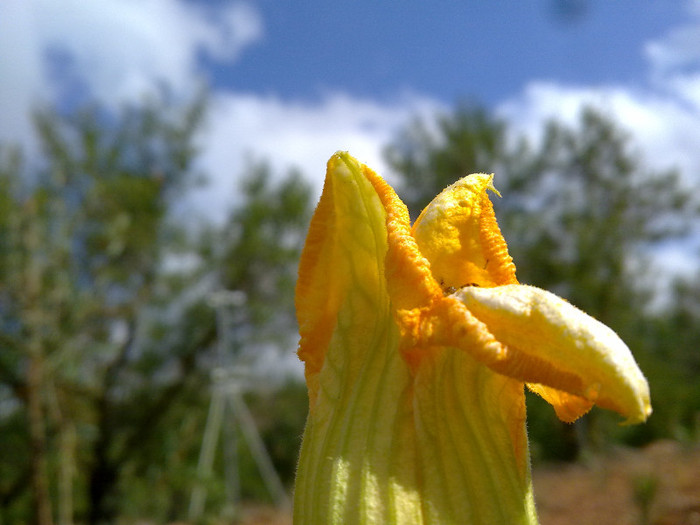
(0, 0, 262, 148)
(0, 0, 439, 221)
(3, 0, 700, 232)
(189, 90, 440, 221)
(499, 3, 700, 185)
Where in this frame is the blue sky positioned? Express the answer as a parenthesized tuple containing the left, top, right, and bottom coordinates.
(219, 1, 686, 104)
(2, 0, 700, 235)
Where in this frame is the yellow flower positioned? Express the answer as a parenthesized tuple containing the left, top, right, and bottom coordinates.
(294, 152, 651, 525)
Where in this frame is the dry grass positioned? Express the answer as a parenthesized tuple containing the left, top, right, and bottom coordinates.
(230, 440, 700, 525)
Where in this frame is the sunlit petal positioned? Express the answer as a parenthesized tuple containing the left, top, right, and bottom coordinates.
(412, 174, 517, 288)
(296, 152, 389, 408)
(452, 284, 652, 424)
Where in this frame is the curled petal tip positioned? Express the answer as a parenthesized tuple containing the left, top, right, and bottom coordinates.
(485, 173, 501, 197)
(453, 284, 651, 424)
(621, 392, 653, 426)
(412, 173, 517, 289)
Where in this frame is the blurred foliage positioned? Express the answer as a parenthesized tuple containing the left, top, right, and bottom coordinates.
(386, 103, 700, 462)
(0, 97, 205, 524)
(0, 97, 312, 524)
(217, 162, 311, 337)
(3, 91, 700, 524)
(237, 381, 308, 501)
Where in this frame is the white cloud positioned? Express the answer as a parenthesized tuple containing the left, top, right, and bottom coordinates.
(498, 81, 700, 183)
(0, 0, 442, 226)
(645, 1, 700, 81)
(0, 1, 44, 147)
(0, 0, 262, 147)
(37, 0, 262, 104)
(498, 2, 700, 188)
(186, 90, 443, 223)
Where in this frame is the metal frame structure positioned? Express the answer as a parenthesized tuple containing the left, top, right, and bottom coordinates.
(188, 290, 290, 520)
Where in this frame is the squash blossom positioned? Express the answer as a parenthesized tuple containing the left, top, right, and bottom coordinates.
(294, 152, 651, 524)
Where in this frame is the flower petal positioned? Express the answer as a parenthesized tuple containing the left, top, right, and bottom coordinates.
(295, 153, 427, 523)
(411, 346, 537, 523)
(412, 174, 517, 289)
(452, 284, 652, 424)
(525, 383, 594, 423)
(362, 162, 442, 310)
(295, 152, 390, 408)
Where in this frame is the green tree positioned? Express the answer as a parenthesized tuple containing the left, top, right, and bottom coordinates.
(0, 97, 207, 523)
(508, 109, 690, 328)
(634, 275, 700, 442)
(509, 109, 694, 453)
(216, 161, 312, 340)
(0, 97, 314, 523)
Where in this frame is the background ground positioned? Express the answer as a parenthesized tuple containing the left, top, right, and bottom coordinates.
(225, 440, 700, 525)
